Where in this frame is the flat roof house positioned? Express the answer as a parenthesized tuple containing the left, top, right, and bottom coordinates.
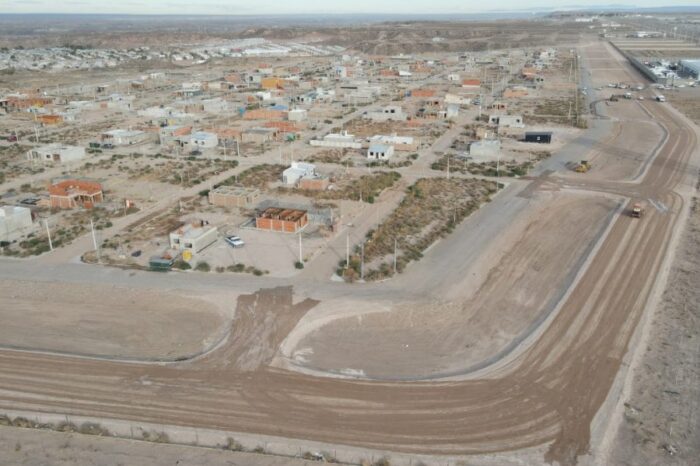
(242, 127, 278, 145)
(369, 135, 418, 152)
(367, 144, 395, 160)
(0, 205, 34, 243)
(48, 180, 103, 209)
(255, 207, 308, 233)
(310, 131, 362, 149)
(283, 162, 316, 185)
(363, 105, 407, 122)
(489, 114, 524, 128)
(169, 222, 218, 254)
(101, 129, 151, 146)
(27, 144, 86, 164)
(190, 131, 219, 149)
(208, 186, 260, 208)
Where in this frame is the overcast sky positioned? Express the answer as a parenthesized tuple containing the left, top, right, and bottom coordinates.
(0, 0, 697, 15)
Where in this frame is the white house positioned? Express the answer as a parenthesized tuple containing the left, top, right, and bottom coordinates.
(169, 222, 218, 254)
(367, 144, 395, 160)
(101, 129, 151, 146)
(202, 98, 229, 113)
(364, 105, 407, 122)
(446, 104, 460, 119)
(26, 144, 86, 164)
(0, 205, 34, 243)
(310, 131, 363, 149)
(488, 114, 524, 128)
(190, 132, 219, 149)
(282, 162, 317, 185)
(287, 109, 308, 122)
(368, 135, 418, 151)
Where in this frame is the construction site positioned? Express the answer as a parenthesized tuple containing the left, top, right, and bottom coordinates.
(0, 11, 699, 466)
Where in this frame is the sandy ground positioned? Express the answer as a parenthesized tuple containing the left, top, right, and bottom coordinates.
(584, 100, 665, 181)
(287, 191, 619, 379)
(608, 197, 700, 466)
(0, 279, 229, 361)
(0, 426, 319, 466)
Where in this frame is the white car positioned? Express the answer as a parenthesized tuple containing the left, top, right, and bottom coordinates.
(224, 235, 245, 248)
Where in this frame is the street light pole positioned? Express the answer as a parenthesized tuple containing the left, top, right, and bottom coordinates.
(44, 219, 53, 251)
(90, 218, 100, 262)
(298, 233, 303, 263)
(346, 232, 350, 267)
(360, 242, 365, 280)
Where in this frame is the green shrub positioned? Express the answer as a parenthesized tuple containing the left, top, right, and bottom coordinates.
(195, 261, 211, 272)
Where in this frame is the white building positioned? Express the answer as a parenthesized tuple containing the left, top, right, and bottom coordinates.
(310, 131, 362, 149)
(283, 162, 317, 185)
(363, 105, 407, 122)
(101, 129, 151, 146)
(367, 144, 395, 160)
(446, 104, 460, 119)
(26, 144, 86, 164)
(0, 205, 33, 243)
(190, 132, 219, 149)
(202, 98, 229, 113)
(368, 135, 418, 152)
(488, 114, 524, 128)
(288, 109, 308, 122)
(169, 222, 218, 254)
(444, 93, 472, 106)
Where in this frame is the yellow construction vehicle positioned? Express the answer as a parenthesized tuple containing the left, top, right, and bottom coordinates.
(631, 203, 644, 218)
(574, 160, 591, 173)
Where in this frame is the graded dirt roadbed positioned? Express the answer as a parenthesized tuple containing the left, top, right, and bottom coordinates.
(0, 42, 696, 466)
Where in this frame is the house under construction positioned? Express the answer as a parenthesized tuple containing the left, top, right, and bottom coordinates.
(255, 207, 308, 233)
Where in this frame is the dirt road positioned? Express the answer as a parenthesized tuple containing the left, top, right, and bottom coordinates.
(0, 43, 697, 466)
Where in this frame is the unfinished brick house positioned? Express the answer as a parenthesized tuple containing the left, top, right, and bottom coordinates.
(48, 180, 103, 209)
(208, 186, 260, 208)
(255, 207, 308, 233)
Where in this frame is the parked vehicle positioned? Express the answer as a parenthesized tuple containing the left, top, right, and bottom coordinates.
(656, 95, 666, 102)
(224, 235, 245, 248)
(131, 250, 142, 257)
(101, 143, 114, 149)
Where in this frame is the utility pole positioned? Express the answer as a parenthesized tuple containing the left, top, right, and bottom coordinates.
(393, 238, 397, 275)
(44, 219, 53, 251)
(360, 242, 365, 280)
(346, 232, 350, 267)
(90, 218, 100, 262)
(298, 233, 303, 263)
(496, 154, 500, 178)
(446, 155, 450, 179)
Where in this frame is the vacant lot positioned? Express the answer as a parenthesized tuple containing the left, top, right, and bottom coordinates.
(339, 177, 497, 281)
(0, 280, 228, 360)
(284, 171, 401, 203)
